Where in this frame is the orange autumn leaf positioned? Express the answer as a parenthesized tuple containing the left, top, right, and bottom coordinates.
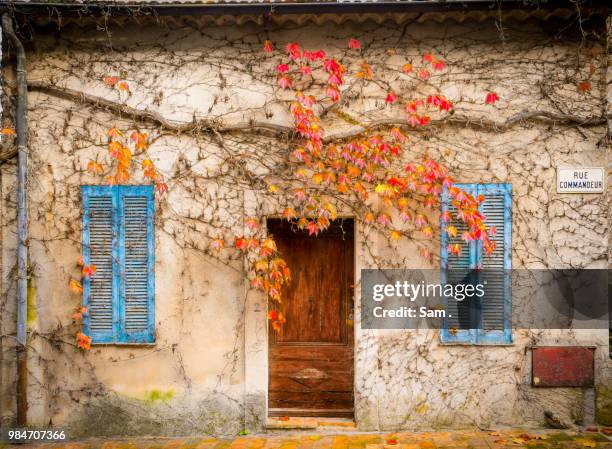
(117, 81, 130, 91)
(1, 128, 16, 135)
(76, 332, 91, 350)
(69, 279, 83, 294)
(142, 159, 154, 170)
(107, 127, 122, 138)
(245, 217, 260, 230)
(87, 160, 103, 175)
(211, 238, 225, 250)
(271, 313, 286, 332)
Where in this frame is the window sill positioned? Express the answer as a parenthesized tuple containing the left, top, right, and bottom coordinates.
(91, 342, 157, 347)
(439, 341, 514, 347)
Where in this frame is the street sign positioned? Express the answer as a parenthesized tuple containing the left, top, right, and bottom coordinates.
(556, 167, 605, 193)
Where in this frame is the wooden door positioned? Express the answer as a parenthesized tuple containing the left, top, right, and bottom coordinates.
(268, 219, 354, 418)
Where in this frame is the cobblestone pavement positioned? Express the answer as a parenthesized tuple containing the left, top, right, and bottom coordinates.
(3, 428, 612, 449)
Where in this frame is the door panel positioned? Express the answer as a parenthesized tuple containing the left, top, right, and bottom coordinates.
(268, 219, 354, 417)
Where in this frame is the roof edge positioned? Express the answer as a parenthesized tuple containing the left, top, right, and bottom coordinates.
(1, 0, 607, 18)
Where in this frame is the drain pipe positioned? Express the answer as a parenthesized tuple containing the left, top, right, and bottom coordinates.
(2, 13, 29, 427)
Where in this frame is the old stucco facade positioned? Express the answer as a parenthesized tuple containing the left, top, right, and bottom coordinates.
(0, 8, 610, 436)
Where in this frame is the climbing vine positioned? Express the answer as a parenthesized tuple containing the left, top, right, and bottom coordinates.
(54, 38, 505, 347)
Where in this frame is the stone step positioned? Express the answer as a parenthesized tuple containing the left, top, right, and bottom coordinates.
(266, 417, 357, 431)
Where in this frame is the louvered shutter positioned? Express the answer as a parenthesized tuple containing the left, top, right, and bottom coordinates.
(118, 186, 155, 343)
(476, 184, 512, 344)
(440, 183, 512, 344)
(440, 184, 478, 343)
(82, 185, 155, 344)
(82, 186, 117, 343)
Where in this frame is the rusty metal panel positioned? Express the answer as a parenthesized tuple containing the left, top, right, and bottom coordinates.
(532, 346, 594, 387)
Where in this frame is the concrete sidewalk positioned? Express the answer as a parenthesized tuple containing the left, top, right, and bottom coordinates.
(3, 428, 612, 449)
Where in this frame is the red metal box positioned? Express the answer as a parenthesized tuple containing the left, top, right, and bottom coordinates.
(532, 346, 594, 387)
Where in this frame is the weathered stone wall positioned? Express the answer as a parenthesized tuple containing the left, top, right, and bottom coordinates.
(0, 14, 609, 435)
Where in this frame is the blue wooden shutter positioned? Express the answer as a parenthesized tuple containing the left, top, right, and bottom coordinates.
(440, 183, 512, 344)
(476, 184, 512, 344)
(440, 183, 477, 343)
(82, 185, 155, 344)
(82, 186, 118, 343)
(118, 186, 155, 343)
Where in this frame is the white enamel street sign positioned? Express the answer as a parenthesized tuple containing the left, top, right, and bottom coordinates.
(557, 167, 605, 193)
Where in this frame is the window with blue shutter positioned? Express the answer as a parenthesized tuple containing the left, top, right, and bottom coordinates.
(440, 183, 512, 345)
(82, 185, 155, 344)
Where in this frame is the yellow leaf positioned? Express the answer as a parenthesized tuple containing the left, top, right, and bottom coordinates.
(69, 279, 83, 294)
(312, 173, 324, 184)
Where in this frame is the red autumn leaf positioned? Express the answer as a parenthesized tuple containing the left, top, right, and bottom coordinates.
(103, 76, 119, 87)
(432, 60, 446, 70)
(377, 213, 391, 227)
(276, 63, 289, 74)
(278, 76, 292, 89)
(263, 40, 273, 53)
(82, 265, 97, 278)
(577, 81, 592, 92)
(155, 182, 169, 195)
(299, 65, 312, 75)
(386, 91, 398, 104)
(485, 92, 499, 105)
(286, 42, 301, 59)
(417, 69, 430, 80)
(386, 439, 398, 445)
(234, 237, 247, 250)
(306, 221, 318, 236)
(348, 38, 361, 50)
(326, 85, 340, 102)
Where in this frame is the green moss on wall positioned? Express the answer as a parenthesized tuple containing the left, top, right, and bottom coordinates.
(596, 384, 612, 426)
(142, 389, 175, 404)
(27, 274, 37, 325)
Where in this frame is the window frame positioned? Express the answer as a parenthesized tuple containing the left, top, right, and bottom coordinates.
(439, 183, 512, 345)
(82, 185, 156, 345)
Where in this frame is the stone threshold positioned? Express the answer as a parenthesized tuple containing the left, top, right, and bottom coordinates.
(266, 416, 357, 430)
